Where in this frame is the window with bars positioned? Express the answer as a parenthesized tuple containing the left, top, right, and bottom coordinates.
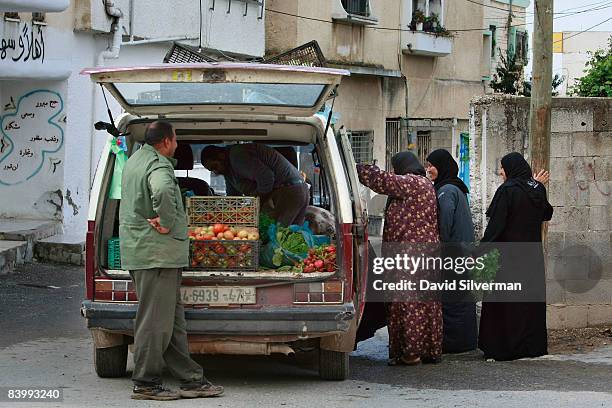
(514, 30, 529, 65)
(341, 0, 370, 16)
(417, 131, 432, 164)
(385, 119, 403, 171)
(347, 130, 374, 164)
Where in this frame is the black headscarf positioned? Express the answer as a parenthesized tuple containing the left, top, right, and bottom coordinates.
(391, 151, 426, 176)
(501, 152, 533, 180)
(486, 152, 545, 217)
(385, 152, 426, 212)
(426, 149, 469, 195)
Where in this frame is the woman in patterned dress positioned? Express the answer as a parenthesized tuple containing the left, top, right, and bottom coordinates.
(357, 152, 443, 365)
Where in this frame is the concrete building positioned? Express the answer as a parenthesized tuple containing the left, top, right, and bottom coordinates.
(0, 0, 265, 247)
(481, 0, 529, 84)
(554, 31, 612, 96)
(266, 0, 529, 216)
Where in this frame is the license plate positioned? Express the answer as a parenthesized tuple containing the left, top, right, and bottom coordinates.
(180, 286, 256, 305)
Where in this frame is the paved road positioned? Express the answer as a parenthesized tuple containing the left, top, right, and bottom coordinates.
(0, 263, 611, 408)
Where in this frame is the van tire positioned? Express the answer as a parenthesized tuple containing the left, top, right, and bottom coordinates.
(319, 349, 349, 380)
(94, 345, 128, 378)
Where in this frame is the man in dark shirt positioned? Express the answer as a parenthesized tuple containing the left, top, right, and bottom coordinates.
(202, 143, 309, 226)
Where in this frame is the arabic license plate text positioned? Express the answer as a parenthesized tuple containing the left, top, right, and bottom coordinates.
(180, 286, 256, 305)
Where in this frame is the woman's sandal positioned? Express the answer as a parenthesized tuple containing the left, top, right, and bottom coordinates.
(398, 355, 422, 366)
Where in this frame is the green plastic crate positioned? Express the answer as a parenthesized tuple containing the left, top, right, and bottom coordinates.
(108, 238, 121, 269)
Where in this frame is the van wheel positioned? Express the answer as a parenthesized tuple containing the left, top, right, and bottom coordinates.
(94, 345, 128, 378)
(319, 349, 349, 380)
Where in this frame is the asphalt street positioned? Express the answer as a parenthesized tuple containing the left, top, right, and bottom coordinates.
(0, 263, 611, 408)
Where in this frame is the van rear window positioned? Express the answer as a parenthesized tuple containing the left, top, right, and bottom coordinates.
(113, 83, 327, 107)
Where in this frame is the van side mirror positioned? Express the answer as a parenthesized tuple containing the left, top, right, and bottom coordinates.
(94, 121, 120, 137)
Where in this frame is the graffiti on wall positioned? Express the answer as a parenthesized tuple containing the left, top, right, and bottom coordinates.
(0, 90, 64, 185)
(0, 23, 45, 63)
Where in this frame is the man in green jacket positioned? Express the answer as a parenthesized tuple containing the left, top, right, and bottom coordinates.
(119, 121, 224, 401)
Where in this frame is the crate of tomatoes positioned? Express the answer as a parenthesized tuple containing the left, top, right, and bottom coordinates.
(189, 224, 260, 271)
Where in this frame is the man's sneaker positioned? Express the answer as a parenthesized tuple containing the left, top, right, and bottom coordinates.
(131, 385, 181, 401)
(179, 382, 224, 398)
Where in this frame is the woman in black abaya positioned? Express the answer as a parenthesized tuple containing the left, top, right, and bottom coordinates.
(478, 152, 553, 361)
(426, 149, 478, 354)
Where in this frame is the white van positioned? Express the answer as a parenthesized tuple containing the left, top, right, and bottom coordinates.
(80, 63, 369, 380)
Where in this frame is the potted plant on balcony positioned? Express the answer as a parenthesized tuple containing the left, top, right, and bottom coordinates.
(411, 9, 426, 31)
(423, 13, 436, 32)
(426, 13, 453, 37)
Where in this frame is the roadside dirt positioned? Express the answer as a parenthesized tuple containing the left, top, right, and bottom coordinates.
(548, 326, 612, 354)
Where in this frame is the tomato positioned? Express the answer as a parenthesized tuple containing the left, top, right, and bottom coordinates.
(213, 223, 225, 234)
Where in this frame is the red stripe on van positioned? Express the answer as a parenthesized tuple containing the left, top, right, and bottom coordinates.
(341, 223, 353, 301)
(85, 220, 95, 300)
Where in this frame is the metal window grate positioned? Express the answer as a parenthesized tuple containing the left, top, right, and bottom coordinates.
(347, 130, 374, 164)
(342, 0, 369, 16)
(263, 41, 326, 67)
(417, 131, 431, 164)
(385, 119, 403, 171)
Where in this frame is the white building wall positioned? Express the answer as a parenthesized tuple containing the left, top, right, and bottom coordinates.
(559, 31, 611, 96)
(0, 0, 265, 236)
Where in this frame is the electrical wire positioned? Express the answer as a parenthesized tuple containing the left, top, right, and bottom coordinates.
(467, 0, 612, 15)
(464, 0, 520, 12)
(486, 3, 612, 22)
(553, 16, 612, 44)
(265, 7, 530, 33)
(553, 0, 612, 13)
(265, 4, 612, 34)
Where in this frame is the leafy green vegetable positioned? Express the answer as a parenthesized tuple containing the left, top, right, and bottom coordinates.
(259, 213, 275, 244)
(276, 227, 309, 254)
(471, 248, 501, 301)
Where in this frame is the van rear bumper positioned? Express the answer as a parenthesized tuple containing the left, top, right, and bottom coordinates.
(81, 300, 355, 335)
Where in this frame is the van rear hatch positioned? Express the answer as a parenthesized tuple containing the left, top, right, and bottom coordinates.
(81, 63, 348, 117)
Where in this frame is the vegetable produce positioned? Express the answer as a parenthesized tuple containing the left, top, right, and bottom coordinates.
(188, 225, 259, 241)
(269, 226, 311, 267)
(259, 213, 275, 243)
(300, 244, 337, 273)
(276, 227, 309, 254)
(190, 240, 256, 269)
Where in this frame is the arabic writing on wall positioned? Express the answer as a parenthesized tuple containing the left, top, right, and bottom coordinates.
(1, 23, 45, 63)
(0, 90, 65, 185)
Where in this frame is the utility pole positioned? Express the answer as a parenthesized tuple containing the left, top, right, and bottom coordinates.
(529, 0, 554, 175)
(507, 0, 513, 60)
(529, 0, 554, 245)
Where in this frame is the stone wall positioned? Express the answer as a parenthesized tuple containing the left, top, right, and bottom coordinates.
(469, 95, 611, 329)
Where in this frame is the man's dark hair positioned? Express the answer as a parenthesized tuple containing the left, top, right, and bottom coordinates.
(145, 121, 174, 145)
(201, 145, 227, 162)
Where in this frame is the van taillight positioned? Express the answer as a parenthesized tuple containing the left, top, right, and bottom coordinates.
(85, 220, 96, 300)
(293, 281, 343, 304)
(95, 279, 137, 302)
